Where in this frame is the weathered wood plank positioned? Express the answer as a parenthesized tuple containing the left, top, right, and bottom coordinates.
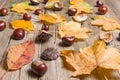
(0, 0, 120, 80)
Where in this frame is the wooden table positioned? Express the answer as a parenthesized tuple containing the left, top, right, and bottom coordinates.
(0, 0, 120, 80)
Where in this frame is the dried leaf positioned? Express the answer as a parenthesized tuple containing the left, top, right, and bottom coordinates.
(91, 16, 120, 31)
(11, 2, 38, 13)
(7, 39, 35, 70)
(10, 20, 34, 31)
(61, 40, 120, 76)
(70, 0, 84, 5)
(69, 2, 92, 14)
(58, 21, 92, 40)
(45, 0, 59, 9)
(39, 13, 66, 24)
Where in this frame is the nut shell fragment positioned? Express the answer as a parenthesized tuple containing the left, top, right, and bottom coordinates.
(41, 48, 60, 60)
(100, 32, 113, 43)
(73, 14, 88, 22)
(38, 30, 52, 42)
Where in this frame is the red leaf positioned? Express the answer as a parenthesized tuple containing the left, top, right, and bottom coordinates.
(7, 39, 35, 70)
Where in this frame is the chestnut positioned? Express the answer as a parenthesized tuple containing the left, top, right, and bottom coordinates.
(12, 28, 25, 40)
(34, 9, 42, 15)
(41, 24, 49, 31)
(0, 8, 8, 16)
(43, 0, 48, 4)
(30, 0, 41, 5)
(53, 2, 63, 11)
(23, 13, 31, 21)
(31, 60, 48, 76)
(62, 36, 75, 46)
(96, 0, 104, 7)
(0, 20, 6, 31)
(68, 8, 77, 16)
(98, 6, 108, 15)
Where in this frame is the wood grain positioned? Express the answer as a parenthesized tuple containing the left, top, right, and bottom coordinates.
(0, 0, 120, 80)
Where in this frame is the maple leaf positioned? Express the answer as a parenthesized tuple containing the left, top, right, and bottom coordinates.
(7, 39, 35, 70)
(39, 13, 66, 24)
(58, 21, 92, 40)
(11, 2, 38, 13)
(69, 2, 92, 14)
(10, 20, 34, 31)
(61, 40, 120, 77)
(91, 16, 120, 31)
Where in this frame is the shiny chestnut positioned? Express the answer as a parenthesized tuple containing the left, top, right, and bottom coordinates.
(0, 21, 6, 31)
(96, 0, 104, 7)
(30, 0, 41, 5)
(0, 8, 8, 16)
(62, 36, 75, 46)
(41, 24, 49, 31)
(43, 0, 48, 4)
(68, 8, 77, 16)
(23, 13, 31, 21)
(12, 28, 25, 40)
(98, 6, 108, 15)
(31, 60, 48, 76)
(34, 9, 42, 15)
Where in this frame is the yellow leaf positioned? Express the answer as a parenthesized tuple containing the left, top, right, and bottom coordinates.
(58, 21, 92, 40)
(91, 16, 120, 31)
(45, 0, 59, 9)
(39, 13, 66, 24)
(10, 20, 34, 31)
(69, 2, 93, 14)
(11, 2, 38, 13)
(60, 40, 120, 77)
(70, 0, 84, 5)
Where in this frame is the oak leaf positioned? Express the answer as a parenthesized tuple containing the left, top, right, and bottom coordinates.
(91, 16, 120, 31)
(58, 21, 92, 40)
(61, 40, 120, 77)
(7, 39, 35, 70)
(11, 2, 38, 13)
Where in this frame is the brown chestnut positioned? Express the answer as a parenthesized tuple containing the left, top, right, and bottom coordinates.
(41, 24, 49, 31)
(0, 8, 8, 16)
(12, 28, 25, 40)
(23, 13, 31, 21)
(34, 9, 42, 15)
(62, 36, 75, 46)
(68, 8, 77, 16)
(0, 20, 6, 31)
(30, 0, 41, 5)
(43, 0, 48, 4)
(98, 6, 108, 15)
(53, 2, 63, 11)
(31, 60, 48, 76)
(96, 0, 104, 7)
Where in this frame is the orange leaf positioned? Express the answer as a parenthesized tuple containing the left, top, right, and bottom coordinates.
(91, 16, 120, 31)
(58, 21, 92, 40)
(61, 40, 120, 77)
(10, 20, 34, 31)
(7, 39, 35, 70)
